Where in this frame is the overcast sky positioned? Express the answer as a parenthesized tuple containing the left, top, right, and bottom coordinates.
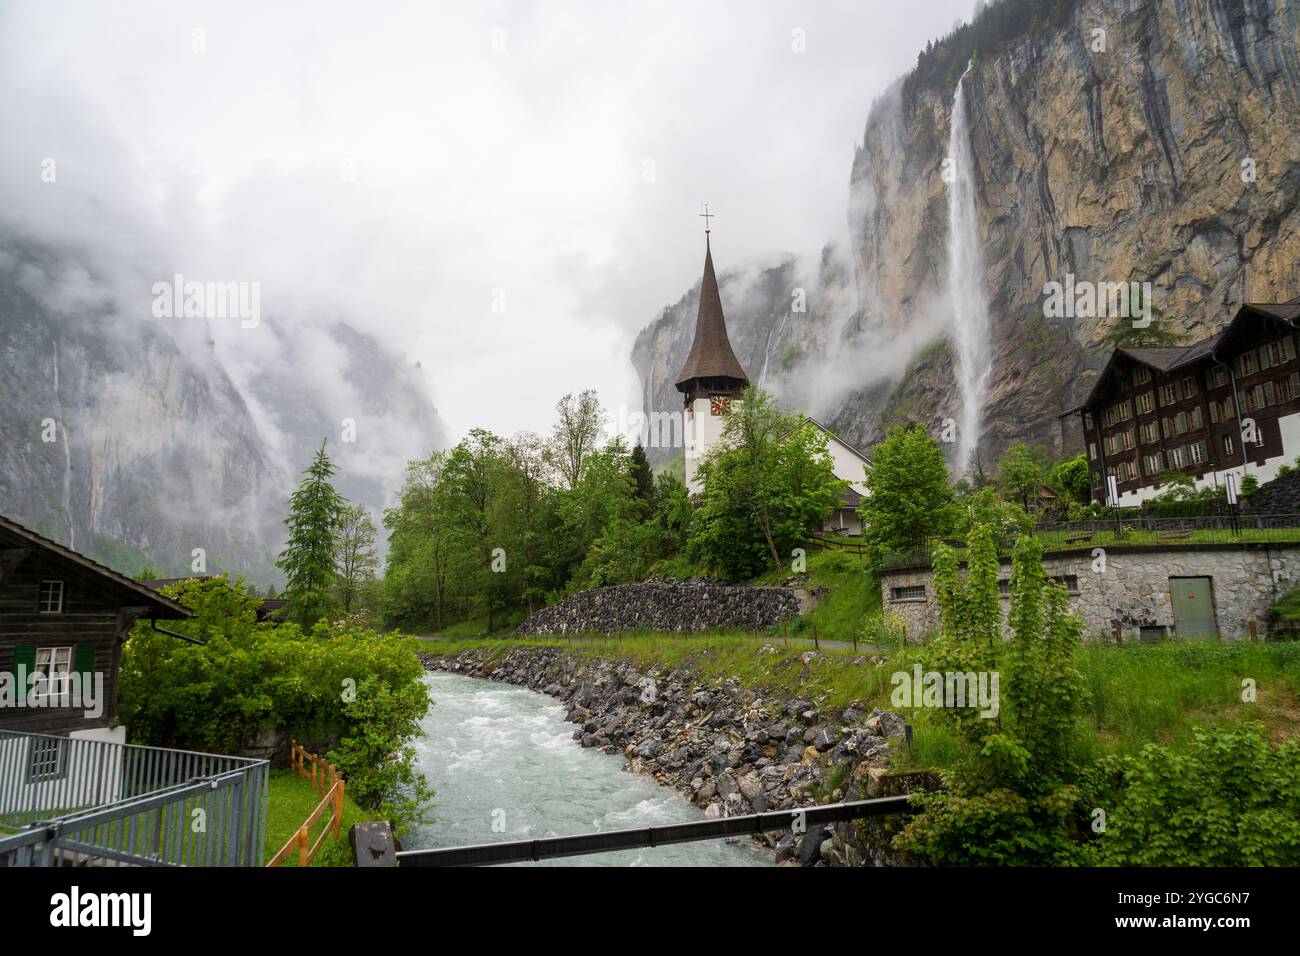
(0, 0, 975, 445)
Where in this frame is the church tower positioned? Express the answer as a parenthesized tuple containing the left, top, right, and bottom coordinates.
(675, 219, 749, 494)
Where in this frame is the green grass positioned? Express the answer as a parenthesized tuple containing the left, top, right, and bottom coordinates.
(264, 768, 369, 867)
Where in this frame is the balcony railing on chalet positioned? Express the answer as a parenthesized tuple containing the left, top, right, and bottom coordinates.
(0, 730, 268, 867)
(878, 513, 1300, 570)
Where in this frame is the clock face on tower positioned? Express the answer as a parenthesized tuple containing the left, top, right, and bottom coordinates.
(710, 395, 731, 416)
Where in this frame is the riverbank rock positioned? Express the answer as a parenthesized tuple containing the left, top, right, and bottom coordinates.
(422, 645, 926, 867)
(511, 580, 806, 635)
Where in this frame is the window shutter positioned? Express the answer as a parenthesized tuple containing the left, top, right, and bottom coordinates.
(74, 643, 96, 683)
(13, 644, 37, 680)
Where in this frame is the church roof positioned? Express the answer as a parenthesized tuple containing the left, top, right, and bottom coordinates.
(675, 238, 749, 390)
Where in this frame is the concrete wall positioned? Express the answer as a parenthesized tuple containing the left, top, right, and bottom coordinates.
(879, 543, 1300, 642)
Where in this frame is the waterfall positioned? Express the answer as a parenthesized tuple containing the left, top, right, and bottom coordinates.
(52, 338, 76, 551)
(945, 62, 992, 477)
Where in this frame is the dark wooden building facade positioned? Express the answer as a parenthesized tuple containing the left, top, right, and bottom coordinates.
(0, 514, 191, 739)
(1063, 300, 1300, 505)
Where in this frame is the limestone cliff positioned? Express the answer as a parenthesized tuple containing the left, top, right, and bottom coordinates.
(633, 0, 1300, 473)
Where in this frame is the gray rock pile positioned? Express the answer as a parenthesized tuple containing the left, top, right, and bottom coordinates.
(423, 645, 935, 866)
(512, 580, 804, 635)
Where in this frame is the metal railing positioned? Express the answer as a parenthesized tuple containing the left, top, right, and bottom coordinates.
(0, 730, 268, 867)
(878, 514, 1300, 570)
(395, 795, 914, 866)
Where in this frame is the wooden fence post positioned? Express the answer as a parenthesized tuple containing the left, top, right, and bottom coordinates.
(1114, 623, 1122, 647)
(297, 825, 309, 868)
(333, 780, 345, 839)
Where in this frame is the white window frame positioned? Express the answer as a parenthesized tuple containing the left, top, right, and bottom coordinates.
(32, 645, 73, 702)
(38, 579, 64, 614)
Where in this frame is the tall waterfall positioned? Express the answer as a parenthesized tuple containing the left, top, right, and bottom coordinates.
(945, 62, 992, 477)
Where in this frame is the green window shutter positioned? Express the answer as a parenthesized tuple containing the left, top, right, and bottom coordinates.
(74, 642, 96, 682)
(13, 644, 37, 679)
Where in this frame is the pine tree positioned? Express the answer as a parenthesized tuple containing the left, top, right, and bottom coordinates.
(277, 439, 346, 628)
(629, 442, 654, 509)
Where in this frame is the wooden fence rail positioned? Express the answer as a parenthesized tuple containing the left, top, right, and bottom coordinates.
(267, 740, 346, 868)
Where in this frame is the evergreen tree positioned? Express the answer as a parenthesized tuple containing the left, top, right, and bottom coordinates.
(629, 442, 654, 509)
(277, 440, 346, 628)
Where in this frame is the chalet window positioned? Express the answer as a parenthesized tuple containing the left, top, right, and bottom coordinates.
(1190, 406, 1203, 430)
(1210, 401, 1220, 424)
(1088, 442, 1097, 461)
(1054, 575, 1080, 594)
(1161, 383, 1179, 406)
(1161, 417, 1172, 439)
(1278, 377, 1294, 404)
(1133, 366, 1152, 385)
(1119, 459, 1138, 481)
(1167, 446, 1186, 469)
(1238, 351, 1258, 377)
(1253, 384, 1267, 410)
(28, 737, 68, 783)
(891, 585, 925, 602)
(1141, 421, 1159, 444)
(1122, 429, 1135, 451)
(1143, 453, 1162, 476)
(1264, 381, 1277, 406)
(1175, 411, 1188, 435)
(1181, 377, 1196, 400)
(1137, 391, 1154, 415)
(38, 580, 64, 614)
(1267, 339, 1294, 367)
(1210, 366, 1230, 388)
(1222, 398, 1236, 420)
(1190, 441, 1208, 465)
(1292, 371, 1300, 399)
(1224, 434, 1235, 457)
(32, 646, 73, 702)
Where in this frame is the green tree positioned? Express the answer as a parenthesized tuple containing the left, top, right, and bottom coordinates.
(629, 442, 654, 509)
(334, 503, 379, 613)
(277, 440, 346, 628)
(997, 442, 1050, 512)
(1047, 453, 1091, 505)
(689, 388, 842, 577)
(859, 423, 957, 565)
(894, 525, 1087, 865)
(549, 389, 605, 491)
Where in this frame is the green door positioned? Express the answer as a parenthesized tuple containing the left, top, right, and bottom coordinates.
(1170, 576, 1217, 639)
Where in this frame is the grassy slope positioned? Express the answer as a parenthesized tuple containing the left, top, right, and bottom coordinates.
(264, 768, 369, 867)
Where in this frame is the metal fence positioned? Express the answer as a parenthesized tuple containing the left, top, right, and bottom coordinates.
(0, 730, 268, 867)
(878, 514, 1300, 570)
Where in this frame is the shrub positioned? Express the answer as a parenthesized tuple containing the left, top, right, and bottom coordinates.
(1081, 725, 1300, 865)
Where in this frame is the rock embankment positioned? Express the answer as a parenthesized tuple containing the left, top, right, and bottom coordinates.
(423, 645, 935, 866)
(512, 580, 806, 635)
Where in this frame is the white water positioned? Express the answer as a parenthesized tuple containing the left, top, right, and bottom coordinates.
(409, 672, 771, 867)
(945, 62, 992, 478)
(52, 338, 75, 550)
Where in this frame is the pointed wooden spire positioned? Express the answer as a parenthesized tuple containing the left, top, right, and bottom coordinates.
(674, 233, 749, 393)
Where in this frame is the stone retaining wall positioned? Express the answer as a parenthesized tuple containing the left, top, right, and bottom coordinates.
(513, 580, 807, 635)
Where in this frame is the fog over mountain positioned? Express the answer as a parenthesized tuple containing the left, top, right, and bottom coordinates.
(0, 0, 978, 576)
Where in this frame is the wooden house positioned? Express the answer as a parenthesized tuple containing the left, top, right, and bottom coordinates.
(0, 513, 191, 742)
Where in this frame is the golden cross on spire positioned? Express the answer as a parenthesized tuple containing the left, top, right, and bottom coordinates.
(699, 202, 714, 234)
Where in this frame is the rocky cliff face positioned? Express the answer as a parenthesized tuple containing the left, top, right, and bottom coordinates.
(0, 243, 446, 581)
(633, 0, 1300, 473)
